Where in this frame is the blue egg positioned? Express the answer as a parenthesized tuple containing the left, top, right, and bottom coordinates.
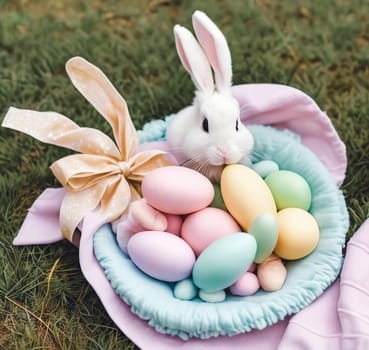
(192, 233, 257, 292)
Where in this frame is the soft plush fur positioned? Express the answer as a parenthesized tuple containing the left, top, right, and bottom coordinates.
(166, 11, 254, 181)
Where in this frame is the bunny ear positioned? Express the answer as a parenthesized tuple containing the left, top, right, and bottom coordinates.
(174, 24, 214, 94)
(192, 11, 232, 93)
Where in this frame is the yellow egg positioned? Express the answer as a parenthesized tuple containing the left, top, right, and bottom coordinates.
(275, 208, 320, 260)
(220, 164, 277, 231)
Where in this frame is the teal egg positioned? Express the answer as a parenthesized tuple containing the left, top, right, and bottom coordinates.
(192, 233, 257, 292)
(210, 182, 226, 211)
(264, 170, 312, 210)
(249, 214, 279, 263)
(173, 278, 198, 300)
(252, 160, 279, 178)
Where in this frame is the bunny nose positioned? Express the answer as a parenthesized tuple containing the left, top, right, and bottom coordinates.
(217, 147, 228, 157)
(216, 147, 228, 160)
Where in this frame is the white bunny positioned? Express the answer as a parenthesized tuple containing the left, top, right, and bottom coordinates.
(166, 11, 254, 182)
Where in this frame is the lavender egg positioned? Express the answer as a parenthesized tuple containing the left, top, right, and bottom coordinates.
(127, 231, 196, 282)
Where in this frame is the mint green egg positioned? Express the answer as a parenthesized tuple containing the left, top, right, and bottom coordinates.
(173, 278, 198, 300)
(210, 182, 226, 211)
(192, 233, 257, 292)
(264, 170, 312, 211)
(252, 160, 279, 178)
(249, 214, 278, 263)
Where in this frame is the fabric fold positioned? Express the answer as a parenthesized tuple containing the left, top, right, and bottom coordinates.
(339, 220, 369, 340)
(13, 188, 65, 245)
(232, 84, 347, 186)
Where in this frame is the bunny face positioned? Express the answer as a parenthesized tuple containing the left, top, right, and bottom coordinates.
(195, 91, 252, 166)
(166, 11, 254, 181)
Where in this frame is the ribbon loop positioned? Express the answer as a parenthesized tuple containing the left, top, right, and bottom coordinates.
(66, 57, 138, 160)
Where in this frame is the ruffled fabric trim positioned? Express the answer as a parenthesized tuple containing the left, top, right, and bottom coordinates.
(93, 124, 349, 340)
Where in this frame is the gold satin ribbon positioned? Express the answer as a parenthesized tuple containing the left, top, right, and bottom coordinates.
(2, 57, 172, 242)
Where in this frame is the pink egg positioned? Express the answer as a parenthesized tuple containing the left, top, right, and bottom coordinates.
(181, 207, 241, 256)
(165, 214, 183, 235)
(229, 272, 260, 296)
(127, 231, 195, 282)
(141, 166, 214, 215)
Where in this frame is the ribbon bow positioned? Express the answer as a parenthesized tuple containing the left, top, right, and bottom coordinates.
(2, 57, 172, 242)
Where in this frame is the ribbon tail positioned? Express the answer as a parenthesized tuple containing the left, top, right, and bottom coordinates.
(13, 188, 66, 245)
(60, 184, 107, 242)
(100, 176, 132, 223)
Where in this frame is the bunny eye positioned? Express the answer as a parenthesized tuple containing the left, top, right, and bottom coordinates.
(202, 117, 209, 133)
(236, 119, 239, 131)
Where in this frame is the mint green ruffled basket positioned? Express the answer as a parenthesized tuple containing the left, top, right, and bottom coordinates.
(93, 122, 349, 340)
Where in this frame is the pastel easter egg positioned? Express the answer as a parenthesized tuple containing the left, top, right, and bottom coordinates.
(252, 160, 279, 178)
(221, 164, 277, 231)
(142, 166, 214, 215)
(173, 278, 198, 300)
(229, 272, 260, 296)
(165, 214, 182, 236)
(210, 183, 226, 210)
(264, 170, 312, 211)
(181, 207, 241, 256)
(257, 254, 287, 292)
(192, 233, 257, 292)
(274, 208, 320, 260)
(199, 289, 226, 303)
(127, 231, 195, 282)
(249, 214, 279, 263)
(129, 199, 167, 231)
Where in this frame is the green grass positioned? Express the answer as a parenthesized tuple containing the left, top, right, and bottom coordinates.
(0, 0, 368, 348)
